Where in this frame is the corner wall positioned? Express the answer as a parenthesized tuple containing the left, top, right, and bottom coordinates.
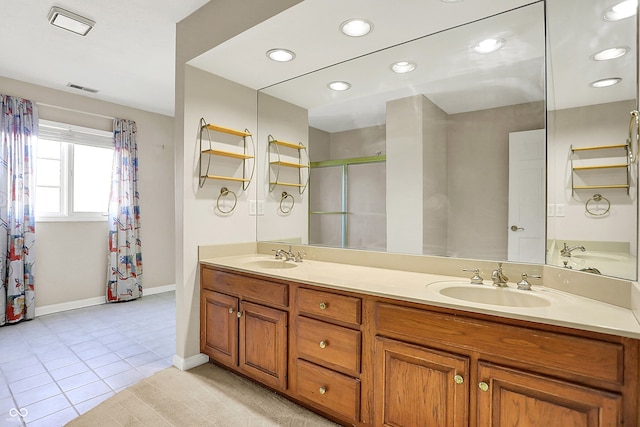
(174, 0, 303, 366)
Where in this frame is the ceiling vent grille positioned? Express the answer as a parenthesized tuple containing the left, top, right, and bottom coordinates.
(66, 83, 99, 93)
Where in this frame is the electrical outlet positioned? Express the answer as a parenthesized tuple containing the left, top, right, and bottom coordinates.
(555, 203, 566, 217)
(249, 200, 257, 216)
(547, 204, 555, 217)
(257, 200, 265, 216)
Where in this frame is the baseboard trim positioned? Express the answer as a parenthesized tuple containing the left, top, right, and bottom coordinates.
(35, 284, 176, 317)
(173, 353, 209, 371)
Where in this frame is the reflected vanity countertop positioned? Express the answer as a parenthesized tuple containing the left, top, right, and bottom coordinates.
(200, 253, 640, 340)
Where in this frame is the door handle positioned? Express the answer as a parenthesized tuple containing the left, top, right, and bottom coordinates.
(510, 225, 524, 231)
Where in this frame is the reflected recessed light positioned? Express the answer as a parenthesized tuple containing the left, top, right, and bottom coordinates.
(328, 81, 351, 91)
(592, 47, 629, 61)
(473, 37, 505, 53)
(390, 61, 417, 74)
(266, 49, 296, 62)
(604, 0, 637, 21)
(340, 18, 373, 37)
(590, 77, 622, 88)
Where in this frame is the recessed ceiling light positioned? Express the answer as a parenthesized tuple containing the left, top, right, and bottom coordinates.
(473, 37, 506, 53)
(390, 61, 417, 74)
(340, 18, 373, 37)
(604, 0, 637, 21)
(328, 81, 351, 91)
(590, 77, 622, 88)
(47, 6, 94, 36)
(592, 47, 629, 61)
(266, 49, 296, 62)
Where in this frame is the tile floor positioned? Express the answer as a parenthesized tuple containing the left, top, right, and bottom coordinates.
(0, 291, 175, 427)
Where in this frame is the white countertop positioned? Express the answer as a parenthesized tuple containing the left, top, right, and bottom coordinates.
(201, 253, 640, 340)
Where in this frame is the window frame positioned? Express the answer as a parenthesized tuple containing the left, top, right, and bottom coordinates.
(36, 119, 114, 223)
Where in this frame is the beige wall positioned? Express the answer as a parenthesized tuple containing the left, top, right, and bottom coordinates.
(175, 0, 303, 366)
(0, 75, 176, 309)
(447, 101, 545, 259)
(548, 100, 637, 255)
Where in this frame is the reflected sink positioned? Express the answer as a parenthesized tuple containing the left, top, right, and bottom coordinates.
(437, 285, 551, 308)
(571, 252, 627, 262)
(241, 259, 298, 269)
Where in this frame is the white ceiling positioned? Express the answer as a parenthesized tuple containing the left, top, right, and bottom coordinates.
(0, 0, 209, 117)
(0, 0, 635, 124)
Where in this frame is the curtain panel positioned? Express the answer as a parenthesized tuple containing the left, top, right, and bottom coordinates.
(107, 118, 142, 302)
(0, 94, 37, 325)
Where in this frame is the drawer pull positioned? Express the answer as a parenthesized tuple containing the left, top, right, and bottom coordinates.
(319, 386, 327, 395)
(478, 381, 489, 392)
(454, 375, 464, 385)
(319, 340, 328, 349)
(319, 302, 327, 310)
(228, 307, 234, 314)
(237, 311, 242, 318)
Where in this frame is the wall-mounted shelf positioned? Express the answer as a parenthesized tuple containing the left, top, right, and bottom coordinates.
(570, 143, 630, 194)
(199, 118, 255, 190)
(268, 134, 310, 194)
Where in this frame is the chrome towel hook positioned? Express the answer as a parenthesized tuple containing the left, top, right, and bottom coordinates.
(279, 191, 294, 214)
(585, 193, 610, 216)
(216, 187, 237, 214)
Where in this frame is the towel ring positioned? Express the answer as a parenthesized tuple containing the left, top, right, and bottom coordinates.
(216, 187, 237, 214)
(279, 191, 294, 214)
(585, 193, 610, 216)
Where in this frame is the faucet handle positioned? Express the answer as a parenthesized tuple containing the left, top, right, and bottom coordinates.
(462, 268, 484, 285)
(516, 273, 542, 291)
(295, 250, 306, 262)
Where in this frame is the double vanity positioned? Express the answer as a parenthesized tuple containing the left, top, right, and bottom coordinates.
(199, 242, 640, 426)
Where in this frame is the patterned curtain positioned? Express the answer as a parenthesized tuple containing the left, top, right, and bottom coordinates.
(0, 95, 37, 325)
(107, 118, 142, 302)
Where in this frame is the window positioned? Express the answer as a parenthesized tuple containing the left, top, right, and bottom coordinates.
(36, 120, 114, 221)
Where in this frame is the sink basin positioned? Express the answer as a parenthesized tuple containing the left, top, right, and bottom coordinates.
(571, 252, 627, 262)
(437, 285, 551, 308)
(241, 259, 298, 269)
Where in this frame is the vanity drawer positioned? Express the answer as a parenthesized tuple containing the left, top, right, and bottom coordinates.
(295, 359, 360, 422)
(296, 316, 361, 376)
(375, 302, 624, 386)
(297, 288, 361, 326)
(201, 267, 288, 308)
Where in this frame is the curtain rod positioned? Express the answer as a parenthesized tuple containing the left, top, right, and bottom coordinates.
(35, 102, 115, 120)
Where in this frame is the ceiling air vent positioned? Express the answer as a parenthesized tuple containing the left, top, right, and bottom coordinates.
(66, 83, 99, 93)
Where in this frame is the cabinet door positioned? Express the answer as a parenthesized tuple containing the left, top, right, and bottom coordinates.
(239, 301, 288, 390)
(374, 337, 469, 427)
(477, 362, 622, 427)
(201, 290, 238, 368)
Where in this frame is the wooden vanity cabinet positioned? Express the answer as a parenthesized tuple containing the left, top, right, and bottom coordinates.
(200, 266, 288, 391)
(291, 287, 363, 424)
(200, 264, 639, 427)
(373, 301, 637, 427)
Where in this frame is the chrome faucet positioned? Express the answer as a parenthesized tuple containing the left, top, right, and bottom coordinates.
(274, 246, 295, 261)
(491, 263, 508, 287)
(274, 245, 305, 262)
(560, 243, 586, 257)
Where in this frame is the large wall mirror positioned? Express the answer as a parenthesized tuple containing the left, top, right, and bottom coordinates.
(254, 0, 637, 281)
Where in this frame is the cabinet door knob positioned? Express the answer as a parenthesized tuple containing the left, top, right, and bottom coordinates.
(319, 386, 327, 395)
(228, 307, 234, 314)
(319, 302, 327, 310)
(319, 340, 328, 349)
(454, 375, 464, 385)
(236, 311, 242, 318)
(478, 381, 489, 392)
